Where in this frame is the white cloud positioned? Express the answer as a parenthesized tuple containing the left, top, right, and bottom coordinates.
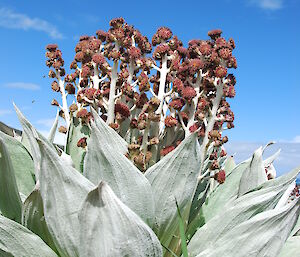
(0, 8, 64, 39)
(36, 118, 55, 128)
(0, 109, 12, 116)
(4, 82, 40, 90)
(247, 0, 283, 10)
(292, 135, 300, 143)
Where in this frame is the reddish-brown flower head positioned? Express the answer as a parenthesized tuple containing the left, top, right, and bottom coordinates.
(208, 29, 222, 40)
(77, 108, 89, 118)
(128, 46, 142, 59)
(165, 116, 178, 128)
(169, 98, 185, 111)
(181, 86, 197, 102)
(215, 170, 226, 184)
(115, 101, 130, 118)
(215, 66, 227, 78)
(46, 44, 58, 51)
(160, 145, 175, 156)
(77, 137, 87, 148)
(157, 27, 173, 41)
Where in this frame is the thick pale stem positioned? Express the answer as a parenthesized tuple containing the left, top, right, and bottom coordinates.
(57, 74, 70, 128)
(106, 60, 118, 124)
(199, 81, 224, 175)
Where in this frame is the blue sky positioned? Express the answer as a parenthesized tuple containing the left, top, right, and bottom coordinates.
(0, 0, 299, 174)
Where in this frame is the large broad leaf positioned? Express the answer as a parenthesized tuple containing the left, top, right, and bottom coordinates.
(238, 147, 267, 196)
(14, 104, 56, 179)
(65, 115, 90, 172)
(188, 167, 300, 257)
(79, 181, 162, 257)
(90, 108, 128, 153)
(0, 215, 58, 257)
(278, 236, 300, 257)
(0, 139, 22, 222)
(84, 121, 155, 225)
(194, 198, 300, 257)
(145, 134, 201, 247)
(0, 131, 35, 196)
(38, 139, 94, 257)
(22, 183, 57, 253)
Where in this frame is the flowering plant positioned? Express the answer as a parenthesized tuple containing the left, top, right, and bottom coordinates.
(0, 18, 299, 257)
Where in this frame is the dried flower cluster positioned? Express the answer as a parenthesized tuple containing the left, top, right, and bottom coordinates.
(46, 17, 237, 172)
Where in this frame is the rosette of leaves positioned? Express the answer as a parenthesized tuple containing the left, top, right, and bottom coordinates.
(0, 106, 300, 257)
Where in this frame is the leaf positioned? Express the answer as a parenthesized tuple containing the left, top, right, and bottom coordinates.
(48, 111, 59, 143)
(176, 200, 188, 257)
(14, 103, 56, 180)
(78, 181, 163, 257)
(145, 134, 201, 247)
(0, 138, 22, 222)
(90, 108, 127, 153)
(65, 115, 89, 172)
(187, 167, 300, 257)
(0, 215, 58, 257)
(223, 156, 236, 175)
(84, 121, 155, 225)
(263, 148, 281, 167)
(278, 236, 300, 257)
(188, 160, 249, 234)
(22, 183, 57, 253)
(238, 147, 267, 196)
(194, 199, 300, 257)
(37, 138, 94, 257)
(0, 131, 35, 196)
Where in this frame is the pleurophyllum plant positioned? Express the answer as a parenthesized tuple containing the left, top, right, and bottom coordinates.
(0, 17, 300, 257)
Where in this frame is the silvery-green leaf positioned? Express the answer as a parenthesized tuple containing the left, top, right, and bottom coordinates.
(38, 139, 94, 257)
(65, 115, 89, 172)
(48, 111, 59, 143)
(238, 147, 267, 196)
(263, 149, 281, 167)
(22, 183, 57, 253)
(194, 198, 300, 257)
(188, 167, 300, 257)
(0, 215, 58, 257)
(0, 139, 22, 222)
(278, 236, 300, 257)
(0, 131, 35, 196)
(84, 122, 155, 225)
(14, 104, 56, 179)
(223, 156, 236, 175)
(79, 181, 162, 257)
(90, 108, 127, 154)
(145, 134, 201, 246)
(191, 159, 249, 230)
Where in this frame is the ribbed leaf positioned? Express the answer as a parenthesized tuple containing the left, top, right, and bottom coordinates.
(48, 111, 59, 143)
(84, 121, 155, 225)
(0, 131, 35, 196)
(188, 167, 300, 257)
(0, 215, 58, 257)
(278, 236, 300, 257)
(38, 139, 94, 257)
(145, 134, 201, 247)
(79, 181, 162, 257)
(238, 147, 267, 196)
(0, 139, 22, 222)
(195, 199, 300, 257)
(22, 183, 57, 253)
(65, 115, 89, 172)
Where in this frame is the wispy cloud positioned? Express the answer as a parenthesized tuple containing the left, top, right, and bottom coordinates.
(0, 8, 64, 39)
(292, 135, 300, 143)
(247, 0, 283, 10)
(4, 82, 40, 90)
(0, 109, 12, 116)
(36, 118, 55, 128)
